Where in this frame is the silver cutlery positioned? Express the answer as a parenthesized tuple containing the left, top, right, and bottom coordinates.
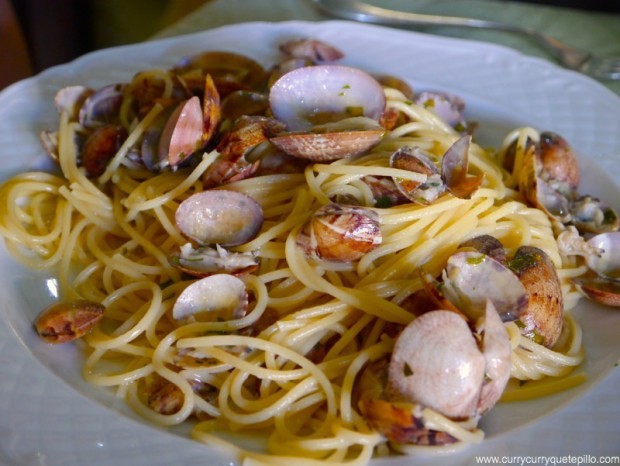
(312, 0, 620, 80)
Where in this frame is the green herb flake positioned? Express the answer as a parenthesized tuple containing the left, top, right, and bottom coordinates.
(375, 196, 393, 208)
(403, 362, 414, 377)
(423, 99, 435, 109)
(508, 253, 539, 273)
(466, 255, 485, 266)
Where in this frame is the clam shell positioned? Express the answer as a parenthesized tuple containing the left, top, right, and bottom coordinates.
(175, 190, 263, 247)
(441, 135, 483, 199)
(270, 128, 384, 162)
(510, 246, 564, 348)
(172, 274, 248, 321)
(158, 96, 204, 169)
(441, 251, 529, 322)
(388, 310, 485, 419)
(269, 65, 386, 132)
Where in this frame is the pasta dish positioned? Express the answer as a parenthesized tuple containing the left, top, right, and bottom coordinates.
(1, 38, 614, 465)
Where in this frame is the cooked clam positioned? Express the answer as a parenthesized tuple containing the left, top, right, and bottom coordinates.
(158, 96, 204, 170)
(172, 51, 267, 97)
(297, 203, 381, 262)
(538, 131, 580, 195)
(389, 146, 444, 205)
(270, 117, 385, 162)
(441, 251, 529, 322)
(570, 195, 620, 234)
(441, 135, 484, 199)
(54, 85, 93, 119)
(358, 359, 458, 446)
(172, 274, 248, 321)
(388, 300, 510, 420)
(175, 190, 263, 247)
(458, 234, 507, 264)
(78, 83, 125, 128)
(414, 91, 467, 130)
(169, 243, 259, 277)
(203, 116, 285, 187)
(278, 38, 344, 63)
(269, 65, 386, 132)
(34, 300, 105, 344)
(81, 124, 128, 177)
(519, 144, 572, 224)
(509, 246, 564, 347)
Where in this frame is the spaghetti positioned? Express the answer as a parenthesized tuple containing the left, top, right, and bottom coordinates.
(0, 53, 586, 465)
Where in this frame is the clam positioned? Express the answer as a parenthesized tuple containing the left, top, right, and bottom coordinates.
(441, 251, 529, 322)
(414, 91, 467, 130)
(141, 104, 176, 171)
(297, 203, 381, 262)
(358, 359, 458, 446)
(509, 246, 564, 347)
(516, 131, 618, 236)
(361, 175, 410, 208)
(129, 70, 191, 118)
(570, 195, 620, 234)
(34, 300, 105, 344)
(169, 243, 259, 277)
(172, 51, 267, 97)
(519, 144, 572, 224)
(54, 85, 93, 119)
(458, 234, 507, 264)
(220, 90, 269, 123)
(583, 231, 620, 279)
(203, 116, 286, 188)
(387, 300, 510, 420)
(389, 146, 444, 205)
(201, 74, 221, 145)
(573, 273, 620, 307)
(268, 65, 386, 161)
(158, 96, 204, 170)
(270, 117, 385, 162)
(278, 38, 344, 63)
(81, 124, 128, 177)
(172, 274, 248, 321)
(538, 131, 580, 195)
(269, 65, 386, 132)
(441, 135, 484, 199)
(175, 190, 263, 247)
(558, 229, 620, 307)
(78, 83, 125, 128)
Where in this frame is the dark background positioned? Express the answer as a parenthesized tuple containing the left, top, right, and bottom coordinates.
(5, 0, 620, 85)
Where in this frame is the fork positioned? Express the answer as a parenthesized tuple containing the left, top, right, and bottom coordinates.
(312, 0, 620, 80)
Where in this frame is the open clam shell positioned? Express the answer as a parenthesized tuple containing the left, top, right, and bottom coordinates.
(269, 65, 386, 132)
(441, 135, 483, 199)
(270, 117, 385, 162)
(539, 131, 580, 194)
(509, 246, 564, 347)
(169, 243, 259, 278)
(158, 96, 204, 170)
(441, 251, 529, 322)
(389, 146, 443, 205)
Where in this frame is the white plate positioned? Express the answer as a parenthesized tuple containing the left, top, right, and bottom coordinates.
(0, 21, 619, 466)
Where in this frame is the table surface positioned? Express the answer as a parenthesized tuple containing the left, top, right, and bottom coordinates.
(0, 1, 619, 465)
